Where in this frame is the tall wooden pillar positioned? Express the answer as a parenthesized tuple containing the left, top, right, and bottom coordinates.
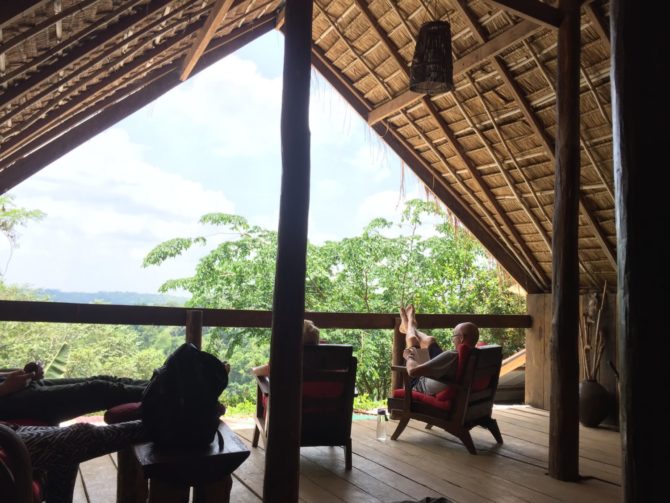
(611, 1, 665, 500)
(263, 1, 313, 502)
(549, 0, 580, 481)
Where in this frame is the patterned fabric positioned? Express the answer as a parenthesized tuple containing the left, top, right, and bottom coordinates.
(16, 420, 146, 503)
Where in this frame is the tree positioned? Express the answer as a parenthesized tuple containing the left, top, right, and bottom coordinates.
(144, 199, 525, 402)
(0, 195, 45, 276)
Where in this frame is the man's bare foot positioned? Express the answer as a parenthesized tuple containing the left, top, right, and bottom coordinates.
(405, 304, 417, 329)
(399, 306, 408, 334)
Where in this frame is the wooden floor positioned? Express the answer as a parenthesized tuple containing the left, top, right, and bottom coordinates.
(74, 405, 621, 502)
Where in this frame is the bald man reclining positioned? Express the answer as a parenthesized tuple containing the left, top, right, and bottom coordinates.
(400, 305, 480, 395)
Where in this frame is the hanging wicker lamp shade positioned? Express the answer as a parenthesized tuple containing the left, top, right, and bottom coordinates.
(409, 20, 454, 94)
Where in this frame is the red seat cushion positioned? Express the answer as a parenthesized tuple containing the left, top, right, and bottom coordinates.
(104, 402, 142, 424)
(391, 388, 453, 410)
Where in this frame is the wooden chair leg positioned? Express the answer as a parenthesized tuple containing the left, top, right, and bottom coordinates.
(148, 479, 189, 503)
(487, 419, 503, 444)
(344, 438, 352, 470)
(252, 425, 260, 448)
(390, 416, 410, 440)
(455, 429, 477, 455)
(193, 475, 233, 503)
(116, 447, 147, 503)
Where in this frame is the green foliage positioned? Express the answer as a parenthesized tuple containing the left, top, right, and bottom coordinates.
(143, 199, 526, 401)
(44, 343, 70, 378)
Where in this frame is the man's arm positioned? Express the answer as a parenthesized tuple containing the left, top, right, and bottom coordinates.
(0, 370, 34, 398)
(406, 349, 459, 381)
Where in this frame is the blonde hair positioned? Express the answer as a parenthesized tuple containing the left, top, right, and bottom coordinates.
(302, 320, 320, 345)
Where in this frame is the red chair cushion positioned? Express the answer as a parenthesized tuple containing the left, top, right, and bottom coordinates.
(391, 389, 453, 410)
(104, 402, 142, 424)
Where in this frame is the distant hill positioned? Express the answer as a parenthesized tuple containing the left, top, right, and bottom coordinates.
(37, 289, 189, 306)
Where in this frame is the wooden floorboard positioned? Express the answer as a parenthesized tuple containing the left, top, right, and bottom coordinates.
(75, 406, 621, 502)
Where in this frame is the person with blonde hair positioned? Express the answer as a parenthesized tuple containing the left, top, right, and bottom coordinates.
(251, 320, 321, 377)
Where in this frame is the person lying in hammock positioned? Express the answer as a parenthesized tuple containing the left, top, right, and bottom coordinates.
(399, 305, 480, 395)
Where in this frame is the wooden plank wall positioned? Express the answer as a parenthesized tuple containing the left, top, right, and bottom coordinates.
(526, 293, 618, 425)
(526, 293, 551, 409)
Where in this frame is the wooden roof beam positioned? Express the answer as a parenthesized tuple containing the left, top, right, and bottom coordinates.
(0, 0, 49, 29)
(0, 0, 99, 55)
(584, 2, 609, 44)
(367, 19, 541, 125)
(484, 0, 561, 29)
(0, 13, 276, 193)
(180, 0, 235, 81)
(0, 0, 156, 106)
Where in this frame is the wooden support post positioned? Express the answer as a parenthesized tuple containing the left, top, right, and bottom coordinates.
(390, 317, 403, 393)
(263, 1, 312, 501)
(548, 0, 580, 482)
(611, 1, 665, 500)
(186, 310, 203, 349)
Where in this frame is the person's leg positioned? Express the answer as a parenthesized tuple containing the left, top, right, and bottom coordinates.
(400, 305, 438, 349)
(18, 421, 146, 503)
(1, 379, 146, 423)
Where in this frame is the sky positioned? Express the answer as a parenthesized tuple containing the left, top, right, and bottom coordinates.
(2, 31, 429, 294)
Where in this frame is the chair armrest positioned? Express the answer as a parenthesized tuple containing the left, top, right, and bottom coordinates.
(254, 375, 270, 396)
(390, 365, 413, 411)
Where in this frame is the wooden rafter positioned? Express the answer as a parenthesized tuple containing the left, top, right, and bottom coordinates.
(0, 0, 155, 105)
(348, 1, 549, 289)
(520, 41, 617, 267)
(0, 0, 99, 55)
(180, 0, 235, 81)
(1, 0, 206, 129)
(0, 15, 208, 167)
(310, 43, 542, 292)
(484, 0, 561, 29)
(367, 19, 541, 125)
(0, 0, 49, 29)
(0, 0, 272, 161)
(453, 1, 604, 284)
(584, 2, 609, 45)
(451, 1, 615, 273)
(0, 13, 276, 192)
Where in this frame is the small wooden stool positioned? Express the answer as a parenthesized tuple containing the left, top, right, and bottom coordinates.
(133, 421, 250, 503)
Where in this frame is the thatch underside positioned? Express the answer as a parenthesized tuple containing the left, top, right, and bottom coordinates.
(0, 0, 615, 293)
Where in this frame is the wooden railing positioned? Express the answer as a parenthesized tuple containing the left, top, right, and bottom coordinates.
(0, 300, 532, 331)
(1, 299, 532, 389)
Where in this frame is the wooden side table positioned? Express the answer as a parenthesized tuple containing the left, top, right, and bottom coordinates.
(133, 421, 250, 503)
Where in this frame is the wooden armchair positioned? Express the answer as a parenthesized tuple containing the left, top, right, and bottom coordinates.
(387, 344, 504, 454)
(252, 344, 357, 469)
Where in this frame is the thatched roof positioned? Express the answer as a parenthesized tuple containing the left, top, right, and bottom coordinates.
(0, 0, 615, 294)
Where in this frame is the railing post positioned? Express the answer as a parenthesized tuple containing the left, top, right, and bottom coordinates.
(185, 310, 203, 349)
(391, 317, 404, 392)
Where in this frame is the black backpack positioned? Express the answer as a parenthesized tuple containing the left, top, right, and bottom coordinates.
(141, 343, 228, 448)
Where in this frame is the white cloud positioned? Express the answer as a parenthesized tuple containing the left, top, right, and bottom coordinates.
(3, 128, 234, 292)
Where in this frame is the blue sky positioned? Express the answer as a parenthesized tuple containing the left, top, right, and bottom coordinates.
(2, 31, 427, 294)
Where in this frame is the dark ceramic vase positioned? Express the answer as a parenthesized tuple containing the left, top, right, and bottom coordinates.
(579, 379, 610, 427)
